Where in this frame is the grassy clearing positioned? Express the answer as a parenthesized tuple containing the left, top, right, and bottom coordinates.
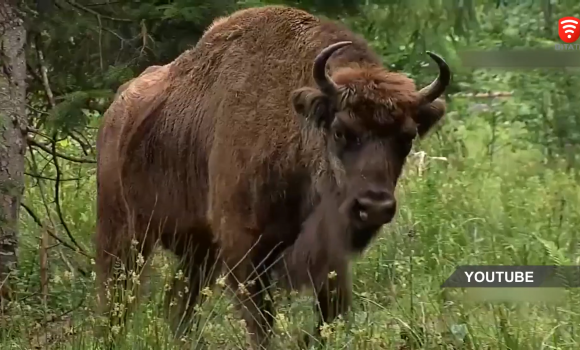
(3, 99, 580, 349)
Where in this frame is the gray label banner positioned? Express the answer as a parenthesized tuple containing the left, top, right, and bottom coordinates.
(459, 50, 580, 68)
(441, 265, 580, 288)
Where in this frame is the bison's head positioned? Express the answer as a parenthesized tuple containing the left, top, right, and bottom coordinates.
(291, 41, 451, 242)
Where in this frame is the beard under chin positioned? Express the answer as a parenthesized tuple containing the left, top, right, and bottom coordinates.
(272, 192, 350, 291)
(271, 186, 388, 291)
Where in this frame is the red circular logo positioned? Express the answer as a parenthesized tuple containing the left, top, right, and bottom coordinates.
(559, 17, 580, 43)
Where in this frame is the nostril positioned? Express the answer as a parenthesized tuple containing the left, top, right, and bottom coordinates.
(353, 196, 396, 224)
(357, 190, 394, 208)
(380, 199, 396, 213)
(355, 196, 396, 213)
(364, 189, 390, 202)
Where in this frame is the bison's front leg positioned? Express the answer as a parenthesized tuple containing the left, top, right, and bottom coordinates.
(209, 169, 277, 349)
(161, 227, 221, 345)
(226, 256, 276, 350)
(303, 259, 352, 348)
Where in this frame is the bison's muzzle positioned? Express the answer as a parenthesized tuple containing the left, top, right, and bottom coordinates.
(340, 186, 397, 230)
(354, 188, 397, 225)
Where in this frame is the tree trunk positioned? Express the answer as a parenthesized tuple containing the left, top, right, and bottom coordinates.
(0, 0, 27, 309)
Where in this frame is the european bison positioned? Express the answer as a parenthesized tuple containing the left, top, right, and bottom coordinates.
(95, 5, 451, 349)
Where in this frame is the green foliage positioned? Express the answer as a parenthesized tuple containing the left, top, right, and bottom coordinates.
(47, 89, 113, 133)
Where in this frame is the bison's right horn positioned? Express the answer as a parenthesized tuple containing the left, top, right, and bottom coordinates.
(313, 41, 352, 96)
(418, 51, 451, 103)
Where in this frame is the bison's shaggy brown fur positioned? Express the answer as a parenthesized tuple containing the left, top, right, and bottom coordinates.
(96, 5, 451, 348)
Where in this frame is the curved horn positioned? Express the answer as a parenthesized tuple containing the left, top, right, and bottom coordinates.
(418, 51, 451, 103)
(313, 41, 352, 96)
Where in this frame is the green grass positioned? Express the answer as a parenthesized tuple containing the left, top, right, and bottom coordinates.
(3, 100, 580, 349)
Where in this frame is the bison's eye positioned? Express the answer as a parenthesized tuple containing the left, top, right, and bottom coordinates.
(334, 130, 360, 146)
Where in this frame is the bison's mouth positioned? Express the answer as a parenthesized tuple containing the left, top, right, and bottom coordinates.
(348, 201, 392, 252)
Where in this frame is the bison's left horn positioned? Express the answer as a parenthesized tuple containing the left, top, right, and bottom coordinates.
(418, 51, 451, 103)
(313, 41, 352, 96)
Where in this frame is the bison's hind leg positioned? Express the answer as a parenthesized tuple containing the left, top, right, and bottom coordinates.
(95, 212, 157, 343)
(160, 225, 222, 344)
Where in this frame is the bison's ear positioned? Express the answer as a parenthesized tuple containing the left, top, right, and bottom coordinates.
(415, 98, 446, 138)
(291, 87, 334, 129)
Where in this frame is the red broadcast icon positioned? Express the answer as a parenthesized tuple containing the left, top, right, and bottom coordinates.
(558, 17, 580, 43)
